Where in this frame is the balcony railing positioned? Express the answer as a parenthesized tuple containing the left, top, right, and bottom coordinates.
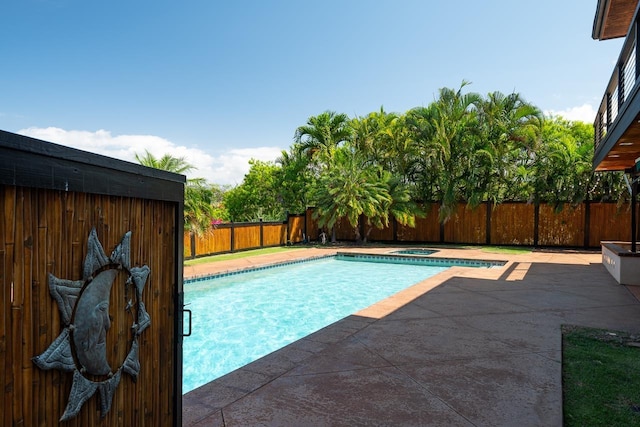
(594, 4, 640, 153)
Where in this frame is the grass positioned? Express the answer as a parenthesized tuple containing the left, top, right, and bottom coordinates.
(184, 246, 308, 266)
(478, 246, 531, 254)
(184, 243, 532, 266)
(562, 325, 640, 426)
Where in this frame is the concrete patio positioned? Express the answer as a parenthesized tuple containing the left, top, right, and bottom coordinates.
(182, 246, 640, 426)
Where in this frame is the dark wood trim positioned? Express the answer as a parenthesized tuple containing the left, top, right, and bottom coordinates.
(0, 130, 185, 201)
(584, 199, 591, 248)
(174, 199, 185, 426)
(632, 178, 637, 252)
(230, 222, 235, 252)
(260, 219, 264, 247)
(533, 203, 540, 247)
(485, 202, 492, 245)
(392, 217, 398, 242)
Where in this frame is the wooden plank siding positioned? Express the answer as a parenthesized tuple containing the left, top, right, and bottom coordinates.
(588, 202, 632, 246)
(193, 227, 231, 255)
(367, 222, 394, 241)
(262, 223, 287, 246)
(1, 186, 178, 426)
(538, 204, 585, 246)
(397, 204, 440, 242)
(232, 224, 261, 251)
(287, 215, 305, 243)
(490, 203, 535, 245)
(443, 204, 487, 244)
(305, 209, 318, 242)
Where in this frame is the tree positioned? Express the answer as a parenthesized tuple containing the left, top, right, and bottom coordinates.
(411, 82, 483, 222)
(294, 110, 352, 164)
(135, 150, 195, 174)
(184, 178, 218, 235)
(223, 160, 284, 221)
(275, 148, 316, 214)
(532, 117, 602, 210)
(135, 151, 217, 235)
(473, 91, 542, 205)
(313, 147, 391, 243)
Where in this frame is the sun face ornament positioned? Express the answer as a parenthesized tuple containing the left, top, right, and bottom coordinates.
(33, 228, 151, 421)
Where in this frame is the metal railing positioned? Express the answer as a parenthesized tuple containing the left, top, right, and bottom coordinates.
(594, 5, 640, 153)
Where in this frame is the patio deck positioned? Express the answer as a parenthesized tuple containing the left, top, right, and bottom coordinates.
(182, 246, 640, 426)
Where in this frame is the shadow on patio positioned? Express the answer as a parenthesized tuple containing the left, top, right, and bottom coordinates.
(183, 251, 640, 426)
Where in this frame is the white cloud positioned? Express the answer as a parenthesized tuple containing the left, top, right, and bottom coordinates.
(17, 127, 282, 186)
(544, 104, 596, 123)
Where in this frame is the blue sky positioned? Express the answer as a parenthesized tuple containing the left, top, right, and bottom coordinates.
(1, 0, 624, 184)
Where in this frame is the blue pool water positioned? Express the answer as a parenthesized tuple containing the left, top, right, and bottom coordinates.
(182, 257, 448, 393)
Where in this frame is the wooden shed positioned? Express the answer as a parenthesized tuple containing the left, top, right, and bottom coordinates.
(1, 130, 186, 425)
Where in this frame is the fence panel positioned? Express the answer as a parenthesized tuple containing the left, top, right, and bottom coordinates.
(288, 215, 305, 243)
(233, 224, 261, 251)
(194, 226, 232, 256)
(589, 202, 631, 246)
(184, 233, 192, 258)
(397, 204, 440, 242)
(367, 221, 394, 241)
(306, 209, 319, 242)
(538, 204, 585, 246)
(443, 203, 487, 244)
(334, 217, 357, 241)
(491, 203, 535, 245)
(263, 223, 287, 246)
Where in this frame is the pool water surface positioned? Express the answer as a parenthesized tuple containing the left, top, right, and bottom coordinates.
(183, 257, 448, 393)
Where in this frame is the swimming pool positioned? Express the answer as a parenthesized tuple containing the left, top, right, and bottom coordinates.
(182, 256, 449, 393)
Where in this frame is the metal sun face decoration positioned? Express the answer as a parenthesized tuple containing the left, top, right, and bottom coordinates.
(33, 228, 151, 421)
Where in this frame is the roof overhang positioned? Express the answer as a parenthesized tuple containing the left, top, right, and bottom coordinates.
(593, 0, 637, 40)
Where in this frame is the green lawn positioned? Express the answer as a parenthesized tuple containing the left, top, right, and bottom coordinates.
(562, 325, 640, 426)
(184, 246, 308, 266)
(184, 243, 532, 266)
(478, 245, 531, 254)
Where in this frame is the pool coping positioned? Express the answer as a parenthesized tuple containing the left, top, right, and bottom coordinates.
(184, 249, 507, 283)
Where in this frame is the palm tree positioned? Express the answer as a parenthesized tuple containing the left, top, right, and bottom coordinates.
(294, 111, 352, 164)
(135, 150, 195, 175)
(135, 151, 216, 236)
(410, 82, 482, 222)
(184, 178, 217, 235)
(474, 91, 542, 206)
(275, 148, 315, 214)
(313, 147, 391, 243)
(362, 171, 424, 242)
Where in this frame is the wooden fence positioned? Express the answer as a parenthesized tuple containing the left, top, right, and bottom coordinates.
(1, 131, 185, 426)
(185, 202, 634, 259)
(329, 201, 634, 247)
(184, 214, 305, 259)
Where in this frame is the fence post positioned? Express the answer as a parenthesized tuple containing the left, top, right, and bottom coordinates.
(304, 210, 308, 243)
(230, 221, 235, 252)
(485, 201, 491, 245)
(533, 203, 540, 247)
(584, 199, 591, 248)
(285, 212, 290, 245)
(190, 232, 196, 259)
(633, 180, 637, 252)
(392, 217, 398, 242)
(439, 203, 445, 243)
(260, 218, 264, 248)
